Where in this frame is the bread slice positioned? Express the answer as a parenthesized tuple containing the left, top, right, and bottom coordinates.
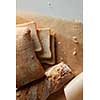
(40, 33, 56, 65)
(16, 21, 42, 52)
(37, 28, 51, 59)
(16, 27, 44, 88)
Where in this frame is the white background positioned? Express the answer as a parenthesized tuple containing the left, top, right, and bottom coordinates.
(0, 0, 100, 100)
(16, 0, 83, 21)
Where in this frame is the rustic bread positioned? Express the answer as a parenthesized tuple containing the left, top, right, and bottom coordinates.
(16, 27, 44, 88)
(17, 21, 42, 52)
(16, 62, 74, 100)
(37, 28, 51, 59)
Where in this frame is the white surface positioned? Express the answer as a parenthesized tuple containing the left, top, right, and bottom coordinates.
(64, 72, 83, 100)
(16, 0, 83, 21)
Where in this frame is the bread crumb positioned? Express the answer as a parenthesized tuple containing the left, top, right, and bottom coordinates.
(73, 51, 77, 55)
(16, 91, 21, 97)
(72, 36, 79, 44)
(58, 41, 61, 45)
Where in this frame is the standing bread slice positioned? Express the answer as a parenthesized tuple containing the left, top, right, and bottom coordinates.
(37, 28, 51, 59)
(16, 27, 44, 88)
(40, 32, 56, 65)
(17, 21, 42, 52)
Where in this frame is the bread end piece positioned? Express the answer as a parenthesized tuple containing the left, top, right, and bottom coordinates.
(45, 62, 74, 94)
